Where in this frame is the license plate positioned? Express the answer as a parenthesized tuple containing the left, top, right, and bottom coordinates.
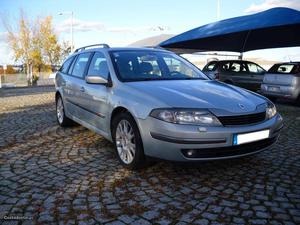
(233, 130, 270, 145)
(268, 86, 280, 92)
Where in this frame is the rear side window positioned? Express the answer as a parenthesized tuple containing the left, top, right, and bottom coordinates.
(71, 53, 91, 78)
(220, 62, 231, 71)
(268, 64, 299, 74)
(229, 62, 241, 72)
(87, 52, 109, 79)
(60, 57, 74, 74)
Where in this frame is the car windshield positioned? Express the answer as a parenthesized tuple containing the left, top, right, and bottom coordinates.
(111, 50, 208, 82)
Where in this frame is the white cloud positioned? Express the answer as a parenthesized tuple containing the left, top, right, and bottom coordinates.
(245, 0, 300, 13)
(108, 25, 170, 33)
(56, 18, 170, 34)
(56, 18, 105, 33)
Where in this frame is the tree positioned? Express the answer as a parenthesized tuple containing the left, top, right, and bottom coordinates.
(3, 10, 71, 84)
(4, 10, 34, 83)
(60, 41, 72, 63)
(39, 16, 62, 70)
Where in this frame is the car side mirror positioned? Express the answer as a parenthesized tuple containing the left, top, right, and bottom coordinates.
(86, 75, 108, 85)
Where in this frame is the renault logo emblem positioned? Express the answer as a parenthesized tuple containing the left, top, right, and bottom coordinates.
(238, 103, 245, 109)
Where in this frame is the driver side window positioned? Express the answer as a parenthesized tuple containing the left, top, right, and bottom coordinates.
(87, 52, 109, 79)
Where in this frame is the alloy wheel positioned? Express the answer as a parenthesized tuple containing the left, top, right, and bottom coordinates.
(115, 120, 136, 164)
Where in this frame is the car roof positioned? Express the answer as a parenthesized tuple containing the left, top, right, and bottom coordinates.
(74, 46, 171, 54)
(208, 60, 257, 64)
(63, 46, 172, 62)
(273, 61, 300, 65)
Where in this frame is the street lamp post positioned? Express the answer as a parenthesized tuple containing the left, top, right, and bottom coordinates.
(58, 11, 74, 52)
(217, 0, 220, 20)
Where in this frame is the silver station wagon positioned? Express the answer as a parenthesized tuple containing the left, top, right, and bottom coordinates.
(55, 44, 283, 169)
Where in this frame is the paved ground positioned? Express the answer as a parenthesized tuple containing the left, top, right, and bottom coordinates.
(0, 86, 299, 225)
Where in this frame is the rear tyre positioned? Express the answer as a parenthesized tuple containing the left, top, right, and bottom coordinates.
(112, 112, 146, 170)
(56, 95, 74, 127)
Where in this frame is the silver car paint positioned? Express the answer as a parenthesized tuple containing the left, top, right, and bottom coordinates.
(261, 71, 300, 100)
(56, 47, 282, 161)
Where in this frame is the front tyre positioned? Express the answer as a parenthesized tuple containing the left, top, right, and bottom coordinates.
(56, 95, 73, 127)
(112, 112, 146, 169)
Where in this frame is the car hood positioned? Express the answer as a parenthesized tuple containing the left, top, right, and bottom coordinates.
(126, 80, 266, 115)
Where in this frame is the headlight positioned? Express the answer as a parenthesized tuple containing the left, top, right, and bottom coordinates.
(150, 109, 222, 126)
(266, 102, 277, 119)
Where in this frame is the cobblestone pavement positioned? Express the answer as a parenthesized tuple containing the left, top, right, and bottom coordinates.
(0, 87, 299, 225)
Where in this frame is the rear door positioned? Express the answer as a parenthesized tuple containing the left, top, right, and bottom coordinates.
(231, 61, 251, 88)
(67, 52, 92, 119)
(245, 62, 266, 91)
(57, 56, 75, 98)
(223, 61, 249, 88)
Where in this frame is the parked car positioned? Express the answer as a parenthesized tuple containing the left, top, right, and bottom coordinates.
(55, 44, 283, 169)
(202, 60, 266, 91)
(261, 62, 300, 104)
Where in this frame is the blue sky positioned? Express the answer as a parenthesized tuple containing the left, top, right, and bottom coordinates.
(1, 0, 300, 65)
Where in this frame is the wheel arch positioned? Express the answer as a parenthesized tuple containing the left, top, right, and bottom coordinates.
(109, 106, 140, 137)
(55, 91, 62, 101)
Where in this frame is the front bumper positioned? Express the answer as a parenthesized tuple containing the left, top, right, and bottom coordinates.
(136, 114, 283, 161)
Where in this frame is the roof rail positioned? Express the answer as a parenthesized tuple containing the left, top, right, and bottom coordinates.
(74, 43, 110, 53)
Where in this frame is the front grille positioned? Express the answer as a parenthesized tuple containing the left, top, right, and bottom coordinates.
(218, 112, 266, 126)
(181, 136, 277, 159)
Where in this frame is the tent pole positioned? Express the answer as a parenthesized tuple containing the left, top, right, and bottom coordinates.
(239, 53, 243, 60)
(241, 30, 251, 58)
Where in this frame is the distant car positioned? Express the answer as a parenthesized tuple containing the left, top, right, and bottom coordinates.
(261, 62, 300, 104)
(202, 60, 266, 91)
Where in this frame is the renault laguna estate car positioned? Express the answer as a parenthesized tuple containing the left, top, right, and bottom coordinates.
(55, 44, 283, 169)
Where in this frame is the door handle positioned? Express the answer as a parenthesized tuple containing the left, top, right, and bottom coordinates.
(80, 87, 85, 92)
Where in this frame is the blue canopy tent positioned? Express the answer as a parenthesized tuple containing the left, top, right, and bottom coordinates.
(159, 7, 300, 54)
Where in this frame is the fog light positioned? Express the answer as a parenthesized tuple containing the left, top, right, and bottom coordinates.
(186, 149, 194, 156)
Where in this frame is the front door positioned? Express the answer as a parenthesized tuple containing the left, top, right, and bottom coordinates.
(246, 62, 265, 91)
(81, 52, 111, 133)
